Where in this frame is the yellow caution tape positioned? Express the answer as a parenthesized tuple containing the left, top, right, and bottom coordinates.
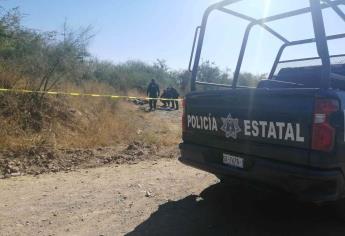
(0, 88, 183, 101)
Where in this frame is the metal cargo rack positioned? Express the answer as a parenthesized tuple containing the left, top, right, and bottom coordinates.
(189, 0, 345, 91)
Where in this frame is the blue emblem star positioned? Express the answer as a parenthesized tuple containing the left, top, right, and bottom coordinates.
(221, 114, 241, 139)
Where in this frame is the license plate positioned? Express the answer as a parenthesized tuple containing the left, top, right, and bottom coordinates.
(223, 154, 244, 169)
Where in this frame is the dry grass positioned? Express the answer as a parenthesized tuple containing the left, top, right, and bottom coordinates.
(140, 113, 181, 146)
(0, 81, 181, 151)
(0, 120, 45, 150)
(53, 98, 139, 148)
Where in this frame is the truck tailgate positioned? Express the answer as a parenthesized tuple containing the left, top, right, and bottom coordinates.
(183, 88, 319, 166)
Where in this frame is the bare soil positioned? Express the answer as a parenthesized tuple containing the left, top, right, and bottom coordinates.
(2, 106, 345, 236)
(2, 158, 345, 236)
(0, 141, 177, 178)
(0, 103, 181, 178)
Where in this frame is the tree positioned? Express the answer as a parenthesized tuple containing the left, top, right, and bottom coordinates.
(0, 6, 265, 97)
(170, 70, 191, 95)
(37, 23, 94, 93)
(238, 73, 266, 87)
(0, 8, 95, 93)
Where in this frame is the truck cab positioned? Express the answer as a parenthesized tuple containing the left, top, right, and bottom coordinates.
(179, 0, 345, 204)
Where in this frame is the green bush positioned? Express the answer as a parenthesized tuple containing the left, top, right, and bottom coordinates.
(0, 7, 265, 95)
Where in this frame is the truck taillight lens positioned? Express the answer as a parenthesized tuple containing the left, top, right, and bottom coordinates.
(312, 99, 339, 152)
(182, 99, 187, 132)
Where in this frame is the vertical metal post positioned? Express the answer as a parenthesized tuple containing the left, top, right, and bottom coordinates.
(188, 26, 201, 72)
(310, 0, 331, 89)
(190, 11, 210, 91)
(232, 23, 254, 88)
(268, 44, 288, 80)
(190, 0, 243, 91)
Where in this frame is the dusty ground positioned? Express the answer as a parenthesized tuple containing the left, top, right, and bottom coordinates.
(0, 158, 213, 236)
(2, 106, 345, 236)
(2, 158, 345, 236)
(0, 104, 181, 178)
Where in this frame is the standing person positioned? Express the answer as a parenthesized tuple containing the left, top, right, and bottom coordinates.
(170, 87, 180, 110)
(147, 79, 160, 111)
(166, 87, 172, 108)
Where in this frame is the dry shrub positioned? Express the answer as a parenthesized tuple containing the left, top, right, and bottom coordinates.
(0, 81, 182, 151)
(0, 92, 69, 150)
(0, 70, 26, 89)
(0, 96, 136, 150)
(54, 99, 138, 148)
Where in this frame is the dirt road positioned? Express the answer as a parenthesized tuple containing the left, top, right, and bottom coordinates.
(0, 158, 213, 236)
(2, 157, 345, 236)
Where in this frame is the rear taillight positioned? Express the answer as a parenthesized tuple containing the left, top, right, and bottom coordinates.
(312, 99, 339, 152)
(182, 99, 187, 132)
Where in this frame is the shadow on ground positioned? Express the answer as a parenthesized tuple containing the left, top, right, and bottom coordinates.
(126, 183, 345, 236)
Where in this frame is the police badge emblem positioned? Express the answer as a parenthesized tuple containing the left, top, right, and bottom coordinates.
(221, 114, 242, 139)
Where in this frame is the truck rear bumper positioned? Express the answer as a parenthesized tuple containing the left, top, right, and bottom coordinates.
(179, 143, 345, 203)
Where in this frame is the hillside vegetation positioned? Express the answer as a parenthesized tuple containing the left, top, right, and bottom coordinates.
(0, 7, 264, 152)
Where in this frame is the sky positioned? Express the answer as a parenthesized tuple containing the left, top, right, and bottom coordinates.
(1, 0, 345, 74)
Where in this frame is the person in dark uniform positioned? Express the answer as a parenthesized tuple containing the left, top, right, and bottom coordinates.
(166, 87, 172, 107)
(147, 79, 160, 111)
(160, 89, 169, 107)
(170, 87, 180, 110)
